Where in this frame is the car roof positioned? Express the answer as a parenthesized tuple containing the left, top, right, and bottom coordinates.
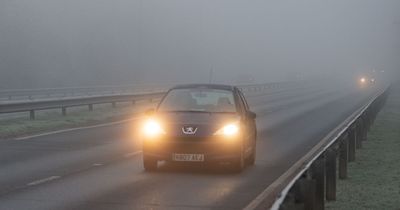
(170, 84, 236, 91)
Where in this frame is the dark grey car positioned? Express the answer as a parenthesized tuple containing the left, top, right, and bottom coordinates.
(142, 84, 257, 172)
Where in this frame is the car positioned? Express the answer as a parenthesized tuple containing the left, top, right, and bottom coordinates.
(141, 84, 257, 172)
(359, 76, 376, 87)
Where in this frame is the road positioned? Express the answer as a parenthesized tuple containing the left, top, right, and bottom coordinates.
(0, 82, 383, 210)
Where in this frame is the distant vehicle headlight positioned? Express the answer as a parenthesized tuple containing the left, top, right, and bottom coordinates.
(143, 119, 165, 138)
(360, 77, 366, 83)
(214, 123, 240, 137)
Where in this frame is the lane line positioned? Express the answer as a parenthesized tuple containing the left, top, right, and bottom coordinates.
(124, 151, 142, 158)
(14, 117, 142, 141)
(27, 176, 61, 186)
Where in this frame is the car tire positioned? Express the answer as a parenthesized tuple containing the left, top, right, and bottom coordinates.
(247, 150, 256, 165)
(143, 156, 158, 171)
(231, 144, 245, 173)
(247, 152, 256, 166)
(246, 135, 257, 165)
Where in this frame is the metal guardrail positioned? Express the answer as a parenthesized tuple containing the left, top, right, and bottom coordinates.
(0, 81, 300, 120)
(238, 81, 296, 92)
(244, 84, 391, 210)
(0, 84, 173, 101)
(0, 92, 165, 120)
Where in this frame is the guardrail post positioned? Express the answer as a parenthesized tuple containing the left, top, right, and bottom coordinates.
(88, 104, 93, 111)
(370, 105, 378, 125)
(364, 112, 371, 132)
(326, 148, 337, 201)
(29, 110, 35, 120)
(311, 156, 326, 210)
(348, 127, 356, 162)
(299, 173, 317, 210)
(356, 120, 363, 149)
(339, 137, 348, 179)
(361, 117, 368, 142)
(280, 192, 296, 210)
(62, 107, 67, 116)
(368, 109, 375, 130)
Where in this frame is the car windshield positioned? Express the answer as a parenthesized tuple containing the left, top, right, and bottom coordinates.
(158, 88, 236, 113)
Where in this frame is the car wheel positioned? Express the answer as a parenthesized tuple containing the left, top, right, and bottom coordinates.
(247, 150, 256, 165)
(143, 155, 158, 171)
(246, 135, 257, 165)
(231, 144, 245, 173)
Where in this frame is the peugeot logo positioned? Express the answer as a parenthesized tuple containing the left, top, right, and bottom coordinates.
(182, 126, 198, 135)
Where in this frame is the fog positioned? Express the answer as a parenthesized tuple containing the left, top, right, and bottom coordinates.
(1, 0, 399, 89)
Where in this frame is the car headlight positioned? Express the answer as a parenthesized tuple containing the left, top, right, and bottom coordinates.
(214, 123, 240, 137)
(360, 77, 366, 83)
(143, 119, 165, 138)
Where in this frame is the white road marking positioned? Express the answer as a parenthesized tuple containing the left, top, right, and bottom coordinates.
(14, 117, 142, 141)
(27, 176, 61, 186)
(124, 151, 142, 158)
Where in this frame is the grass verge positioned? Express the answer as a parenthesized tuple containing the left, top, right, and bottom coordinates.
(327, 84, 400, 210)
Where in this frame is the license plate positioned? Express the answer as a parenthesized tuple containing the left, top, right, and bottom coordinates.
(172, 153, 204, 162)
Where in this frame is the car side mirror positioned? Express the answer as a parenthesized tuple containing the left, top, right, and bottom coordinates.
(145, 108, 155, 116)
(247, 111, 256, 119)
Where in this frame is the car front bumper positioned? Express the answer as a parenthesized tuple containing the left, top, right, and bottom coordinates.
(143, 137, 242, 162)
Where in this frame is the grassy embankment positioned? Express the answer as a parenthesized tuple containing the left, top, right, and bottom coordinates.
(0, 101, 156, 139)
(327, 83, 400, 210)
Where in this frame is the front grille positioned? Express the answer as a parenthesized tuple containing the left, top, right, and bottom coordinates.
(168, 136, 215, 142)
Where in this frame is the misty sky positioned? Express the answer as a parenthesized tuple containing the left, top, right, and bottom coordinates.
(1, 0, 399, 89)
